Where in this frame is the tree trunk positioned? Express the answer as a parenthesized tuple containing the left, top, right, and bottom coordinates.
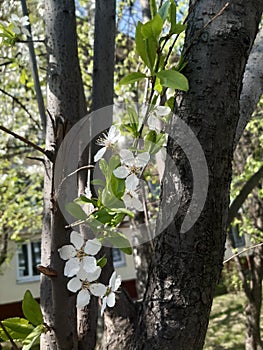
(40, 0, 86, 348)
(132, 1, 263, 349)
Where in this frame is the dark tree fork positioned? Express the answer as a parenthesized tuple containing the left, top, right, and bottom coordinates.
(40, 0, 263, 349)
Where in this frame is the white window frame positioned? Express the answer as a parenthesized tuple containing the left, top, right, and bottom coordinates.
(16, 241, 41, 283)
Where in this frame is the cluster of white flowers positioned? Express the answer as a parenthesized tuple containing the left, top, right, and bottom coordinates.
(94, 126, 151, 212)
(10, 14, 30, 37)
(58, 231, 121, 313)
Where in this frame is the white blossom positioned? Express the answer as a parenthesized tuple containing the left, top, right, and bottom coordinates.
(123, 173, 143, 211)
(58, 231, 102, 277)
(67, 268, 106, 308)
(101, 271, 121, 316)
(10, 14, 31, 37)
(94, 125, 120, 162)
(113, 149, 150, 182)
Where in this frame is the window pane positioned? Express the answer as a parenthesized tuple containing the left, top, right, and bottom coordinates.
(31, 242, 41, 275)
(18, 244, 29, 277)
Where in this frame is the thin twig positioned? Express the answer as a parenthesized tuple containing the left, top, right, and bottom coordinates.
(0, 88, 41, 128)
(183, 2, 230, 57)
(55, 165, 94, 198)
(0, 320, 19, 350)
(0, 124, 52, 160)
(223, 242, 263, 264)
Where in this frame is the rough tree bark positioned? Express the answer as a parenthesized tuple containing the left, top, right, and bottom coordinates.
(131, 1, 263, 349)
(40, 0, 86, 348)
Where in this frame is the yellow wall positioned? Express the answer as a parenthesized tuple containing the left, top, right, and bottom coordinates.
(0, 242, 40, 305)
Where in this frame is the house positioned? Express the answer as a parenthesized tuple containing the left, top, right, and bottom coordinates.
(0, 238, 137, 320)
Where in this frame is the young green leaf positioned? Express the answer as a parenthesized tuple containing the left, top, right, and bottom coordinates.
(157, 69, 189, 91)
(141, 14, 163, 39)
(119, 72, 146, 85)
(0, 318, 34, 341)
(97, 256, 107, 268)
(158, 1, 170, 21)
(135, 22, 149, 68)
(22, 290, 43, 327)
(99, 158, 108, 178)
(170, 22, 186, 35)
(91, 178, 105, 187)
(22, 324, 44, 350)
(105, 231, 133, 255)
(65, 202, 87, 220)
(150, 0, 157, 18)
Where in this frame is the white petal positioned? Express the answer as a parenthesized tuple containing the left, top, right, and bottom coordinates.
(123, 193, 134, 209)
(148, 114, 160, 132)
(86, 266, 102, 282)
(70, 231, 84, 250)
(94, 147, 106, 162)
(82, 256, 98, 273)
(77, 266, 89, 280)
(109, 271, 116, 289)
(106, 292, 116, 307)
(156, 106, 170, 116)
(77, 290, 91, 308)
(21, 27, 31, 37)
(101, 296, 107, 316)
(113, 166, 130, 179)
(131, 196, 143, 211)
(120, 149, 135, 166)
(11, 14, 20, 22)
(108, 125, 120, 141)
(58, 245, 76, 260)
(84, 238, 101, 256)
(64, 258, 80, 277)
(136, 152, 150, 167)
(90, 283, 107, 297)
(125, 174, 139, 191)
(21, 16, 29, 26)
(113, 275, 122, 291)
(67, 277, 82, 292)
(12, 26, 21, 34)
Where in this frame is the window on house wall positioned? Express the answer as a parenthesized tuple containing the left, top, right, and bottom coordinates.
(17, 241, 41, 283)
(112, 248, 126, 268)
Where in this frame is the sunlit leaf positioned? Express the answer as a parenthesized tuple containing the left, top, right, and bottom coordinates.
(157, 69, 189, 91)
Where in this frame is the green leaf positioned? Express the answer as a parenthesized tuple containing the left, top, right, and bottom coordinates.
(65, 202, 87, 220)
(99, 158, 108, 178)
(97, 256, 107, 268)
(110, 175, 125, 199)
(101, 188, 124, 209)
(170, 22, 186, 35)
(22, 324, 44, 350)
(150, 0, 157, 18)
(135, 22, 157, 72)
(105, 231, 132, 255)
(158, 1, 170, 21)
(0, 318, 34, 341)
(22, 290, 43, 327)
(107, 207, 134, 217)
(141, 14, 163, 39)
(108, 155, 121, 173)
(91, 178, 105, 187)
(119, 72, 146, 85)
(76, 195, 98, 207)
(156, 69, 189, 91)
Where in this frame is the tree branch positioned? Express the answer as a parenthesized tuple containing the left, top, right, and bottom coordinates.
(235, 27, 263, 145)
(0, 125, 53, 161)
(0, 88, 41, 128)
(227, 165, 263, 226)
(0, 320, 19, 350)
(20, 0, 47, 132)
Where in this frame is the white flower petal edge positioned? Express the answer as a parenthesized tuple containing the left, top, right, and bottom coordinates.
(58, 245, 76, 260)
(94, 147, 106, 162)
(125, 173, 139, 191)
(136, 152, 150, 167)
(113, 166, 130, 179)
(67, 277, 82, 293)
(82, 256, 99, 274)
(90, 283, 107, 297)
(64, 258, 80, 277)
(100, 271, 122, 316)
(70, 231, 84, 250)
(84, 238, 102, 256)
(77, 290, 91, 308)
(106, 292, 116, 307)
